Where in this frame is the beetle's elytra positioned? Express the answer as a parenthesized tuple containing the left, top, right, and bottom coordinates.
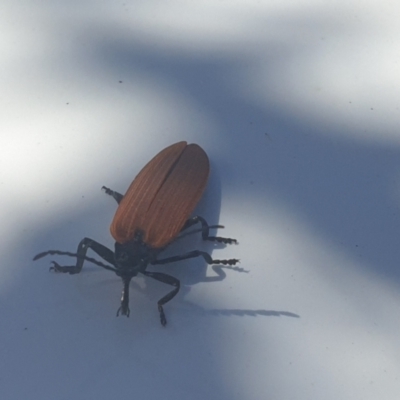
(33, 141, 238, 326)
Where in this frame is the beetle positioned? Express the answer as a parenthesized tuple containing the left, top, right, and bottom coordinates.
(33, 141, 238, 326)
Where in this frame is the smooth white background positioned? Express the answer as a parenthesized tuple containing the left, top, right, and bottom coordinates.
(1, 1, 400, 399)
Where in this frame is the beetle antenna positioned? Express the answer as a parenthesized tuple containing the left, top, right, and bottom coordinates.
(33, 250, 112, 269)
(177, 225, 224, 240)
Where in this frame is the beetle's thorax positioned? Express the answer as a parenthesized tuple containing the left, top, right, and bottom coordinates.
(114, 231, 158, 276)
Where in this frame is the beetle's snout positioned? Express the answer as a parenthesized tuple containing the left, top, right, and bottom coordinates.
(114, 251, 139, 273)
(116, 250, 129, 264)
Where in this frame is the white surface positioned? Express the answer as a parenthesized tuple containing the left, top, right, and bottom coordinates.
(1, 1, 400, 399)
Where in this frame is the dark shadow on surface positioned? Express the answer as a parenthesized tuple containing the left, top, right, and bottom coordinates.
(196, 307, 300, 318)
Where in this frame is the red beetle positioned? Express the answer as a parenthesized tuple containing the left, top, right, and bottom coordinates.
(34, 141, 238, 326)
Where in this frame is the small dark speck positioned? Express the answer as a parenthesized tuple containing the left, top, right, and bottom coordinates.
(370, 108, 374, 110)
(119, 80, 123, 83)
(349, 101, 352, 104)
(66, 103, 69, 105)
(250, 181, 254, 185)
(24, 327, 28, 331)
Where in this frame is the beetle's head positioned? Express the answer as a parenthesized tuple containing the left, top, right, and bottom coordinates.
(114, 231, 155, 275)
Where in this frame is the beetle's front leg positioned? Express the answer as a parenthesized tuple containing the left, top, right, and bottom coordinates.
(102, 186, 124, 204)
(180, 216, 237, 244)
(142, 271, 180, 326)
(50, 238, 116, 274)
(116, 277, 132, 317)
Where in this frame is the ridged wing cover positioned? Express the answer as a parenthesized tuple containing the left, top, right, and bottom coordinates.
(110, 142, 210, 248)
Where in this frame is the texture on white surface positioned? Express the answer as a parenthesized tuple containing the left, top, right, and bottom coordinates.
(1, 1, 400, 399)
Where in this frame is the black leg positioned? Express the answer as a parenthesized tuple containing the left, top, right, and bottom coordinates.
(102, 186, 124, 204)
(180, 216, 237, 244)
(152, 250, 239, 267)
(50, 238, 116, 274)
(116, 277, 132, 317)
(142, 271, 180, 326)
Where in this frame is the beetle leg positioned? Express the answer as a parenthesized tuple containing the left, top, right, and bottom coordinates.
(102, 186, 124, 204)
(142, 271, 180, 326)
(181, 216, 237, 244)
(153, 250, 239, 267)
(116, 277, 132, 317)
(49, 238, 116, 274)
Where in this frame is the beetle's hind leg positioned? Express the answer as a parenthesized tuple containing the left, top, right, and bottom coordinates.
(142, 271, 180, 326)
(102, 186, 124, 204)
(49, 238, 116, 274)
(181, 216, 237, 244)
